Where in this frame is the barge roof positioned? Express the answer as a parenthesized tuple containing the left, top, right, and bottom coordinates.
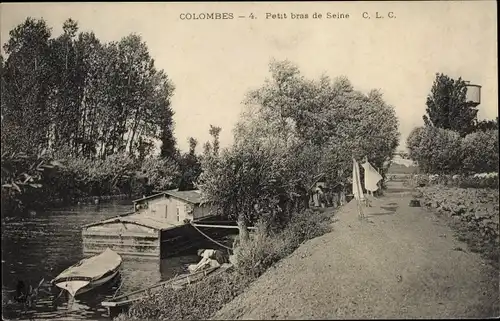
(82, 212, 181, 231)
(133, 189, 203, 205)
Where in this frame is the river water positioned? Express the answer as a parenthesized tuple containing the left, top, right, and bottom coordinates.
(1, 200, 234, 320)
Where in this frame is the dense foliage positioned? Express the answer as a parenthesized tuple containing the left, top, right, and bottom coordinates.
(1, 150, 63, 213)
(0, 18, 202, 215)
(413, 127, 463, 174)
(198, 59, 400, 238)
(476, 117, 499, 132)
(1, 18, 175, 158)
(461, 130, 499, 174)
(407, 126, 498, 175)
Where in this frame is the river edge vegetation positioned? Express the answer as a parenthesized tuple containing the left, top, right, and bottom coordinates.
(1, 18, 206, 216)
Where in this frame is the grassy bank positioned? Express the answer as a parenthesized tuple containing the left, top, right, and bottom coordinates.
(114, 207, 337, 321)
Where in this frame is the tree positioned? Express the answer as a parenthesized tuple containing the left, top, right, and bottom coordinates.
(178, 137, 201, 191)
(406, 127, 425, 161)
(1, 18, 178, 212)
(138, 156, 180, 192)
(2, 18, 176, 161)
(411, 126, 463, 174)
(202, 125, 222, 158)
(1, 18, 53, 154)
(45, 18, 84, 154)
(202, 141, 212, 156)
(159, 99, 177, 159)
(239, 60, 399, 185)
(200, 59, 400, 240)
(198, 141, 288, 243)
(423, 73, 478, 137)
(208, 125, 222, 156)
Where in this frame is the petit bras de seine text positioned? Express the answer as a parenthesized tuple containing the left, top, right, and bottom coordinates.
(178, 12, 396, 20)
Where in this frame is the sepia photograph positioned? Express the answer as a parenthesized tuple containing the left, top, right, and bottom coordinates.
(1, 1, 498, 320)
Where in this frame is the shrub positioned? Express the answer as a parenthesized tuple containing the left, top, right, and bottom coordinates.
(407, 125, 498, 176)
(461, 130, 499, 174)
(235, 208, 333, 279)
(416, 127, 463, 174)
(235, 226, 287, 279)
(406, 126, 425, 161)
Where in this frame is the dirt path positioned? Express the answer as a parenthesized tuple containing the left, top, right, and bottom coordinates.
(213, 181, 499, 319)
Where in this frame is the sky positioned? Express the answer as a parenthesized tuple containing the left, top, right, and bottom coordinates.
(1, 1, 497, 153)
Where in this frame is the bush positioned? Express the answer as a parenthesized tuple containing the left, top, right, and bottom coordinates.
(461, 130, 499, 174)
(235, 208, 333, 279)
(406, 127, 425, 161)
(286, 209, 333, 245)
(1, 148, 183, 216)
(235, 227, 288, 279)
(415, 127, 463, 174)
(407, 126, 498, 176)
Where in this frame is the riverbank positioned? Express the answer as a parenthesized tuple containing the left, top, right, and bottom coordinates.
(114, 206, 338, 321)
(211, 180, 498, 319)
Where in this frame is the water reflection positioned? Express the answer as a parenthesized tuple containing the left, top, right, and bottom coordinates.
(1, 200, 230, 320)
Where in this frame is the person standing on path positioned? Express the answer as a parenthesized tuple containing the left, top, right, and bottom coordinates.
(330, 182, 342, 207)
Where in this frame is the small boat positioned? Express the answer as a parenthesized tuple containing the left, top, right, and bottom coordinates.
(51, 248, 122, 297)
(101, 263, 232, 315)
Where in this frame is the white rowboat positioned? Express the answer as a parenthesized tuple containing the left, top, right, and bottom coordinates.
(51, 248, 122, 297)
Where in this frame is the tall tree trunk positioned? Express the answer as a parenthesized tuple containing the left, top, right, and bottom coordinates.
(128, 107, 142, 154)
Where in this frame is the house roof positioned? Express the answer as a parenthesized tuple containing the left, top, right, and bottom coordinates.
(133, 189, 203, 205)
